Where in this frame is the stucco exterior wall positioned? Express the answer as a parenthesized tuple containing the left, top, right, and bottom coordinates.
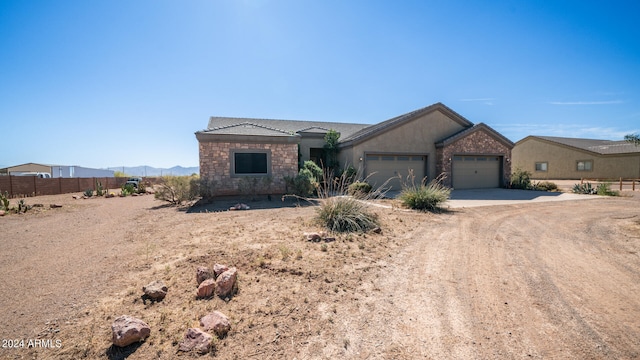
(438, 129, 512, 187)
(341, 111, 467, 179)
(199, 141, 298, 196)
(512, 139, 640, 179)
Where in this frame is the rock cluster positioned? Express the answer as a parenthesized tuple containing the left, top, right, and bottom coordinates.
(195, 264, 238, 299)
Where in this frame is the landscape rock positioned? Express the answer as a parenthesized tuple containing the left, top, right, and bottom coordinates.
(142, 280, 167, 301)
(49, 204, 62, 208)
(215, 267, 237, 298)
(213, 263, 229, 279)
(196, 278, 216, 298)
(178, 328, 213, 354)
(72, 195, 81, 199)
(229, 203, 250, 210)
(372, 227, 383, 234)
(304, 232, 322, 242)
(196, 266, 212, 285)
(0, 210, 5, 217)
(111, 315, 151, 347)
(200, 311, 231, 338)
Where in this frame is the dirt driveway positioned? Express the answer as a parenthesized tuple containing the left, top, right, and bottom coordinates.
(0, 191, 639, 359)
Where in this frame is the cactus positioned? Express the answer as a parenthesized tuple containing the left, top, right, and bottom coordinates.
(96, 180, 105, 196)
(0, 191, 9, 211)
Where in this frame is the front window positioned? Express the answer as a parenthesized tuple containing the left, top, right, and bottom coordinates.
(535, 162, 548, 172)
(577, 160, 592, 171)
(232, 150, 270, 175)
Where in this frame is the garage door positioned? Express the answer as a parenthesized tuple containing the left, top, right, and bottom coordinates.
(452, 156, 501, 189)
(365, 155, 426, 190)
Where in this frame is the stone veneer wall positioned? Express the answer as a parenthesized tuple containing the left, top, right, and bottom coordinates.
(199, 141, 298, 196)
(436, 130, 512, 188)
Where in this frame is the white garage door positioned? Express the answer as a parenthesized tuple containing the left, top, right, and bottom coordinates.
(452, 156, 501, 189)
(365, 154, 426, 190)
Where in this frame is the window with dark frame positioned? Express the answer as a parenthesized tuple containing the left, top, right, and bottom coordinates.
(577, 160, 593, 172)
(535, 162, 548, 172)
(233, 152, 268, 175)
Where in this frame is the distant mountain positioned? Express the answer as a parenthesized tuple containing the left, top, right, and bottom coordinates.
(107, 166, 199, 177)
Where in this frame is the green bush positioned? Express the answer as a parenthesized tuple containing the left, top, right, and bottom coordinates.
(285, 162, 323, 197)
(84, 189, 94, 197)
(533, 181, 558, 191)
(154, 175, 198, 205)
(347, 181, 372, 196)
(596, 183, 619, 196)
(316, 196, 379, 233)
(399, 178, 451, 211)
(121, 183, 135, 196)
(510, 168, 532, 189)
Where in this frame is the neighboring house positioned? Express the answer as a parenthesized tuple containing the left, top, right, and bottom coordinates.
(512, 136, 640, 179)
(196, 102, 514, 196)
(0, 163, 115, 178)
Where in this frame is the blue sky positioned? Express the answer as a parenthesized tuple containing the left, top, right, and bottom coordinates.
(1, 0, 639, 168)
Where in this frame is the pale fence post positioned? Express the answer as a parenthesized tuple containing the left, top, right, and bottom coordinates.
(620, 178, 623, 191)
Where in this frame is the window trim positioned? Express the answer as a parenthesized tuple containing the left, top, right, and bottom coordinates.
(231, 149, 272, 177)
(535, 162, 548, 172)
(576, 160, 593, 172)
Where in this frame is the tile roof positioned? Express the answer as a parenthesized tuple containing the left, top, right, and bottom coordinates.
(533, 136, 640, 155)
(199, 117, 370, 139)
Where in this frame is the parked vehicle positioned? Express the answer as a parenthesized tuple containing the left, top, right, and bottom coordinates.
(125, 177, 143, 188)
(14, 172, 51, 178)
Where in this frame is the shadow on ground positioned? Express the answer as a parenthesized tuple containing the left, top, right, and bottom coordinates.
(185, 194, 318, 214)
(449, 188, 564, 201)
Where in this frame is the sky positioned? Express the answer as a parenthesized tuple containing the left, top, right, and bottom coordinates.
(1, 0, 639, 169)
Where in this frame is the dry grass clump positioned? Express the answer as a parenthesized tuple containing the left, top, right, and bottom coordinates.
(398, 172, 451, 212)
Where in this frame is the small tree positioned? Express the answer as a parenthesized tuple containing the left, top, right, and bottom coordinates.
(625, 133, 640, 146)
(323, 129, 340, 170)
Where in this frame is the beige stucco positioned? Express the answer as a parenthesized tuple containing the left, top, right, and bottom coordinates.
(340, 110, 467, 180)
(1, 163, 51, 175)
(512, 138, 640, 179)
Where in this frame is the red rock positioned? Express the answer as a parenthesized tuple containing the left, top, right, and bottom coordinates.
(0, 210, 5, 216)
(215, 267, 237, 298)
(178, 328, 213, 354)
(200, 311, 231, 338)
(196, 278, 216, 298)
(111, 315, 151, 347)
(142, 280, 167, 301)
(196, 266, 211, 285)
(213, 263, 229, 279)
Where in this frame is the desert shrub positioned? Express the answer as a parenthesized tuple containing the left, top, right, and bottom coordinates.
(572, 182, 595, 194)
(136, 181, 146, 194)
(155, 175, 197, 205)
(510, 168, 532, 189)
(347, 181, 372, 196)
(121, 183, 135, 196)
(284, 161, 325, 197)
(302, 161, 323, 183)
(84, 189, 93, 197)
(533, 181, 558, 191)
(596, 183, 619, 196)
(316, 196, 379, 233)
(197, 178, 217, 199)
(238, 176, 273, 200)
(398, 175, 451, 212)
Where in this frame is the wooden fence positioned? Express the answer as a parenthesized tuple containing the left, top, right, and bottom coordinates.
(581, 178, 640, 191)
(0, 176, 159, 198)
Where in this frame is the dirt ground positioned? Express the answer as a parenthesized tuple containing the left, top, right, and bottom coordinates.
(0, 189, 639, 359)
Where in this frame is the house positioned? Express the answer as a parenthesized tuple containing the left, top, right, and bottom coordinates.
(512, 136, 640, 180)
(0, 163, 115, 178)
(195, 102, 514, 196)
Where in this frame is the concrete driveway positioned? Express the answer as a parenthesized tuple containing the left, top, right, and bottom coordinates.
(445, 188, 599, 208)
